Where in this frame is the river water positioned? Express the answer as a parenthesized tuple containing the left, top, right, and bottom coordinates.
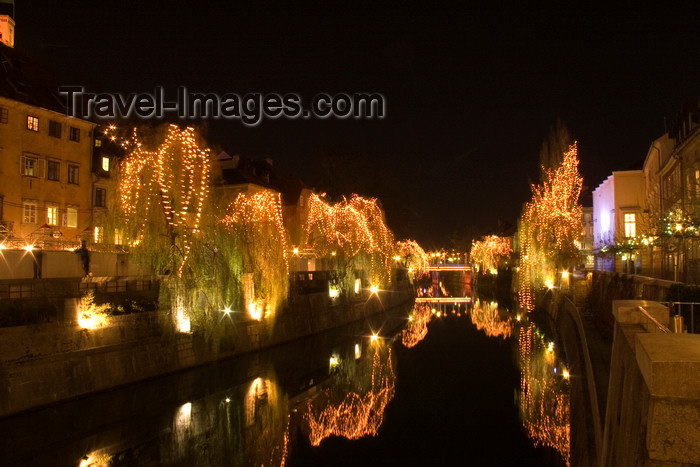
(0, 294, 570, 466)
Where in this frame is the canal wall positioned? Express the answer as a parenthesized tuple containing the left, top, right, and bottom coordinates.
(538, 290, 602, 467)
(0, 281, 414, 417)
(601, 300, 700, 466)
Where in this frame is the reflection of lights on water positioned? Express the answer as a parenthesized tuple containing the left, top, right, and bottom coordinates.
(470, 299, 513, 338)
(562, 369, 570, 380)
(518, 323, 570, 465)
(306, 347, 395, 446)
(355, 343, 362, 359)
(354, 278, 361, 294)
(401, 305, 431, 348)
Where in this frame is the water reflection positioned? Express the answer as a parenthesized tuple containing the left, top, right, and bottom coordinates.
(468, 297, 570, 466)
(401, 304, 431, 348)
(304, 339, 395, 446)
(517, 321, 571, 466)
(470, 299, 513, 339)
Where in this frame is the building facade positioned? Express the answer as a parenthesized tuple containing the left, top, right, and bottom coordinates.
(592, 170, 647, 273)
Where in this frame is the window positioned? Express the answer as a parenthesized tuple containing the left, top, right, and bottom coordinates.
(68, 164, 79, 184)
(95, 139, 102, 147)
(114, 229, 123, 246)
(65, 207, 77, 228)
(22, 155, 38, 177)
(46, 205, 58, 226)
(624, 213, 636, 238)
(23, 201, 37, 224)
(0, 107, 7, 124)
(101, 157, 110, 172)
(27, 115, 39, 131)
(94, 226, 103, 243)
(69, 126, 80, 142)
(47, 160, 60, 181)
(95, 187, 106, 207)
(49, 120, 61, 138)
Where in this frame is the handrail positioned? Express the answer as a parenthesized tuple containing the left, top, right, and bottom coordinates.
(638, 306, 671, 333)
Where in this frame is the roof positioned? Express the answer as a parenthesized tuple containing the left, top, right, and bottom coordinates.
(220, 155, 308, 205)
(0, 42, 72, 114)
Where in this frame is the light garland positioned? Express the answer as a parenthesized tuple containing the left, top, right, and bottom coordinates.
(519, 142, 583, 310)
(470, 235, 512, 272)
(304, 193, 396, 286)
(305, 343, 395, 445)
(396, 239, 430, 278)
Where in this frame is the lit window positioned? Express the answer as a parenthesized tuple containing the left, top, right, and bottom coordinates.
(114, 229, 123, 246)
(23, 202, 37, 224)
(27, 115, 38, 131)
(94, 226, 103, 243)
(68, 164, 79, 184)
(69, 126, 80, 142)
(102, 157, 110, 172)
(624, 213, 636, 238)
(66, 208, 78, 228)
(95, 139, 102, 147)
(22, 155, 37, 177)
(46, 205, 58, 225)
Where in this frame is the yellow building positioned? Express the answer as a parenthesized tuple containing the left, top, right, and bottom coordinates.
(0, 42, 95, 247)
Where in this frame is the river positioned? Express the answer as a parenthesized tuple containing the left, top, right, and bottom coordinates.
(0, 294, 570, 466)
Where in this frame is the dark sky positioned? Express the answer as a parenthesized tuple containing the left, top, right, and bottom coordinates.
(13, 2, 700, 247)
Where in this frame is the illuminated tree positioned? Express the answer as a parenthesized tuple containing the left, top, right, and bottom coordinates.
(303, 193, 396, 289)
(396, 239, 430, 278)
(539, 119, 574, 183)
(220, 190, 289, 320)
(110, 124, 242, 336)
(470, 235, 512, 272)
(519, 142, 583, 309)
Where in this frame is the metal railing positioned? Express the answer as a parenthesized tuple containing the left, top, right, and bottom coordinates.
(660, 301, 698, 334)
(638, 306, 671, 333)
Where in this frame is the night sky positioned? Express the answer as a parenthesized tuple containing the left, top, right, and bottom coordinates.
(14, 2, 700, 247)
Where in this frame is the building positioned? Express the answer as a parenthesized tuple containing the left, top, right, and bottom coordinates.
(0, 38, 96, 248)
(654, 100, 700, 282)
(592, 170, 647, 273)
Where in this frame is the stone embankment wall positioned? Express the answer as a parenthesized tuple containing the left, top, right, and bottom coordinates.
(0, 281, 413, 417)
(601, 300, 700, 466)
(538, 291, 601, 467)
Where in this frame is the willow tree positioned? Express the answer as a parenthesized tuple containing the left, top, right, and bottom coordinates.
(470, 235, 513, 272)
(304, 193, 396, 292)
(396, 239, 430, 278)
(519, 142, 583, 310)
(220, 190, 289, 320)
(111, 124, 241, 335)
